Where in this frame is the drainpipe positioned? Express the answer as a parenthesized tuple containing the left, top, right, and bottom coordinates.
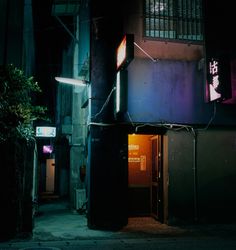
(192, 129, 198, 222)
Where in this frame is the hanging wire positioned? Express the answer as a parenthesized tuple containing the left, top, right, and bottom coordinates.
(91, 86, 116, 121)
(198, 101, 217, 131)
(126, 111, 135, 128)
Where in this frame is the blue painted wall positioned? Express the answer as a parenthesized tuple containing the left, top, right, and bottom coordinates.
(126, 58, 236, 125)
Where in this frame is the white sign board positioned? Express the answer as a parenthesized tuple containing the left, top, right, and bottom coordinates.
(36, 126, 56, 138)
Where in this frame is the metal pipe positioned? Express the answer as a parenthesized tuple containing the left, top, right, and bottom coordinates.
(192, 129, 198, 222)
(134, 42, 158, 62)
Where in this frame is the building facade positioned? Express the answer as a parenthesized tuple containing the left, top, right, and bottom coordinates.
(1, 0, 236, 239)
(84, 0, 236, 228)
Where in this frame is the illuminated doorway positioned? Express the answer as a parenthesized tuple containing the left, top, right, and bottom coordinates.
(46, 158, 55, 193)
(128, 134, 167, 223)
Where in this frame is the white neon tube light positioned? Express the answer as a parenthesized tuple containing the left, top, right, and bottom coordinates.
(55, 77, 87, 86)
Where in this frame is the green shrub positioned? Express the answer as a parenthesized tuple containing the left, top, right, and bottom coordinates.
(0, 64, 48, 142)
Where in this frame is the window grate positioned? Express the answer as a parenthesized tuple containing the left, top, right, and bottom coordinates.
(144, 0, 203, 42)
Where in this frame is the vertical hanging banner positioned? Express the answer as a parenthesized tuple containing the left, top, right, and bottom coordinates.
(206, 56, 231, 102)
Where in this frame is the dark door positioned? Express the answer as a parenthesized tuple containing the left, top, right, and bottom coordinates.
(151, 136, 163, 222)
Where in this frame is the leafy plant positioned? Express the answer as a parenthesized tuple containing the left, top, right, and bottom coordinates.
(0, 64, 48, 142)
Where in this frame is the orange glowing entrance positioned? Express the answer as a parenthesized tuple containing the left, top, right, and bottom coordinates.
(128, 134, 167, 223)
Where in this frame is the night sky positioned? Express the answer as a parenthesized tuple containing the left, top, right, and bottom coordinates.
(204, 1, 236, 57)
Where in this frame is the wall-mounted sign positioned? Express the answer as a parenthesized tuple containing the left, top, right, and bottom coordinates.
(43, 145, 54, 154)
(128, 157, 140, 163)
(140, 155, 147, 171)
(115, 70, 128, 115)
(116, 34, 134, 71)
(208, 58, 221, 101)
(206, 56, 231, 102)
(128, 144, 140, 150)
(36, 126, 56, 138)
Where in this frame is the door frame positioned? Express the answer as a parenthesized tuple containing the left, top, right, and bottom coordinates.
(150, 135, 168, 223)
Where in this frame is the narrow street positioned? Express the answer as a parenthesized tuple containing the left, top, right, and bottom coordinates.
(1, 236, 236, 250)
(1, 198, 236, 249)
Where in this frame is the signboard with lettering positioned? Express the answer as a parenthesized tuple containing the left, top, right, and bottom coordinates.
(36, 126, 56, 138)
(208, 58, 221, 101)
(206, 56, 231, 102)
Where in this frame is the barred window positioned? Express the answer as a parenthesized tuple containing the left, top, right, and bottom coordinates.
(144, 0, 203, 42)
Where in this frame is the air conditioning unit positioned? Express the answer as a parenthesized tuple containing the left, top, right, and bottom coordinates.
(74, 188, 86, 210)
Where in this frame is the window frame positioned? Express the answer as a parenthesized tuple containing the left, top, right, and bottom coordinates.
(143, 0, 204, 44)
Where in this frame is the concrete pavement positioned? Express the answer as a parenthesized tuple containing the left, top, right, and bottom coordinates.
(1, 236, 236, 250)
(1, 198, 236, 249)
(32, 198, 191, 241)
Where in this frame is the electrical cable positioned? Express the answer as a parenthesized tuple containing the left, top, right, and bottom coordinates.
(198, 101, 217, 131)
(91, 86, 116, 121)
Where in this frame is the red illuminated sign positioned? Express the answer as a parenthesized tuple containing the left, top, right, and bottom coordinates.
(116, 34, 134, 70)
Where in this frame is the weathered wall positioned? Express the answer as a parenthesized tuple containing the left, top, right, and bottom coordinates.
(167, 130, 195, 224)
(167, 128, 236, 224)
(127, 58, 236, 125)
(87, 0, 128, 229)
(0, 140, 34, 240)
(87, 126, 128, 229)
(197, 129, 236, 222)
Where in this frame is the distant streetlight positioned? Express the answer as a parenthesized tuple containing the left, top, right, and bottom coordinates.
(55, 77, 88, 87)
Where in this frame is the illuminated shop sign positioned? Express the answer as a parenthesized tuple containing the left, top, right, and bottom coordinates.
(116, 34, 134, 70)
(43, 145, 53, 154)
(208, 58, 221, 101)
(206, 57, 231, 102)
(114, 34, 134, 118)
(36, 126, 56, 137)
(115, 70, 128, 114)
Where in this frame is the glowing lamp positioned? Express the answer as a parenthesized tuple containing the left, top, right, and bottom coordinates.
(55, 77, 88, 87)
